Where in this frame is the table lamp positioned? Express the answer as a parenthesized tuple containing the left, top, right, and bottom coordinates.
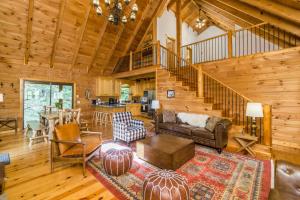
(151, 100, 160, 133)
(246, 102, 263, 136)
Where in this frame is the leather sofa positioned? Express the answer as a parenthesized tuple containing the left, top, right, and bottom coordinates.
(269, 160, 300, 200)
(157, 113, 232, 153)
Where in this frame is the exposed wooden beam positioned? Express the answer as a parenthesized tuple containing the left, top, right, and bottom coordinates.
(176, 0, 182, 57)
(86, 18, 109, 73)
(197, 0, 260, 28)
(167, 0, 176, 10)
(50, 0, 67, 68)
(181, 0, 190, 11)
(240, 0, 300, 24)
(191, 0, 234, 31)
(218, 0, 300, 35)
(99, 0, 137, 73)
(137, 0, 169, 49)
(70, 4, 91, 71)
(24, 0, 34, 65)
(108, 1, 153, 71)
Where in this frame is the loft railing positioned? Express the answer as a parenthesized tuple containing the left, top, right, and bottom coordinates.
(113, 44, 157, 73)
(181, 22, 300, 64)
(160, 45, 198, 92)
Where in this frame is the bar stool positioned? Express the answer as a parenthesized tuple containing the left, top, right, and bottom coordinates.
(94, 111, 104, 126)
(25, 121, 48, 147)
(102, 112, 113, 127)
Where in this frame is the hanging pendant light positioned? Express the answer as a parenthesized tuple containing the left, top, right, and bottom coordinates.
(93, 0, 139, 25)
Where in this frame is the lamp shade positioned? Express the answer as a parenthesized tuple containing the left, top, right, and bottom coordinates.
(0, 93, 3, 103)
(246, 102, 263, 117)
(151, 100, 160, 110)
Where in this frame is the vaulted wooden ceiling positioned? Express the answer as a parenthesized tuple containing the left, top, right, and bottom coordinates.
(0, 0, 163, 75)
(1, 0, 299, 76)
(168, 0, 300, 34)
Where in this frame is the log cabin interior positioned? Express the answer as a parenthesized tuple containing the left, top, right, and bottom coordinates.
(0, 0, 300, 199)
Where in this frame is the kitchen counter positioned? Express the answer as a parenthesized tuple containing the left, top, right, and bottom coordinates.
(93, 103, 141, 116)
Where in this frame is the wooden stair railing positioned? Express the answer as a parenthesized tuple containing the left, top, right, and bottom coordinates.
(159, 45, 198, 93)
(201, 70, 271, 146)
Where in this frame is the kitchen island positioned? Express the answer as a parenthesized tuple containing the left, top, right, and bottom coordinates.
(93, 103, 141, 116)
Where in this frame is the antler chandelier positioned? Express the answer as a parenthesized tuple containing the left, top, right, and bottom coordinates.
(93, 0, 138, 25)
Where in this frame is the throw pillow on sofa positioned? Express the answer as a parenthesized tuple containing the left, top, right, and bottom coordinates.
(205, 116, 222, 132)
(177, 112, 209, 128)
(163, 110, 176, 123)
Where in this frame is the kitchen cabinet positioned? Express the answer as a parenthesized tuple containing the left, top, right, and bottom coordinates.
(96, 77, 115, 96)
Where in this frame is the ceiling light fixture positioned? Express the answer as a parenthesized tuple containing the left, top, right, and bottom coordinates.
(195, 9, 207, 29)
(93, 0, 138, 25)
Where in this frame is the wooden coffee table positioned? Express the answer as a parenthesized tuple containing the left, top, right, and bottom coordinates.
(136, 134, 195, 170)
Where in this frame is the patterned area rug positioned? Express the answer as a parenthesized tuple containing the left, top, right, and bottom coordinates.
(88, 144, 270, 200)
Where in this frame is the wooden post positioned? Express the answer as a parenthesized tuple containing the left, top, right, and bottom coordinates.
(129, 51, 133, 71)
(198, 65, 204, 98)
(263, 104, 272, 146)
(176, 0, 181, 58)
(157, 41, 161, 65)
(228, 31, 233, 58)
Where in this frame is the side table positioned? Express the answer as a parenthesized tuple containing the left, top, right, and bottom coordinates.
(234, 133, 258, 156)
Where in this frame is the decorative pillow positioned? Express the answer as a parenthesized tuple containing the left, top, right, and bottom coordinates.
(205, 116, 222, 132)
(55, 123, 81, 154)
(163, 110, 176, 123)
(177, 112, 209, 127)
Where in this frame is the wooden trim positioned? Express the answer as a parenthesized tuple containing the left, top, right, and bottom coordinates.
(112, 65, 158, 79)
(50, 0, 67, 68)
(70, 5, 91, 71)
(24, 0, 34, 65)
(263, 104, 272, 146)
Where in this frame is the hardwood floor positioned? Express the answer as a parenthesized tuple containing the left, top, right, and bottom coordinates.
(1, 126, 116, 200)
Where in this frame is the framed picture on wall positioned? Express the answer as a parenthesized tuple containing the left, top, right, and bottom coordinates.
(167, 90, 175, 98)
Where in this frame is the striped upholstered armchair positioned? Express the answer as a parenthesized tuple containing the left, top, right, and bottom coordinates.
(113, 112, 146, 145)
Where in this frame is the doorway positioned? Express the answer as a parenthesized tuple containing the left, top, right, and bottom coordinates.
(166, 36, 176, 70)
(23, 80, 74, 128)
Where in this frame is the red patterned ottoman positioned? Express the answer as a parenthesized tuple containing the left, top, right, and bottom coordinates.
(102, 148, 133, 176)
(143, 170, 190, 200)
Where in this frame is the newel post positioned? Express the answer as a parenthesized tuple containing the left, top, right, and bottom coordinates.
(263, 104, 272, 146)
(156, 40, 161, 66)
(228, 31, 233, 58)
(129, 51, 133, 71)
(197, 65, 204, 98)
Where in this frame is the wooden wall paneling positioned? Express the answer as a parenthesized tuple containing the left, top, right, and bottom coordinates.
(86, 16, 109, 73)
(200, 46, 300, 152)
(70, 4, 91, 71)
(24, 0, 34, 64)
(50, 0, 67, 68)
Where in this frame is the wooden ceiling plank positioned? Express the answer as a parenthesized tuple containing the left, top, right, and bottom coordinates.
(98, 0, 137, 73)
(70, 4, 91, 71)
(137, 0, 168, 49)
(167, 0, 176, 10)
(24, 0, 34, 65)
(197, 0, 258, 28)
(240, 0, 300, 24)
(217, 0, 300, 35)
(181, 0, 190, 11)
(50, 0, 67, 68)
(86, 19, 109, 73)
(108, 0, 153, 71)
